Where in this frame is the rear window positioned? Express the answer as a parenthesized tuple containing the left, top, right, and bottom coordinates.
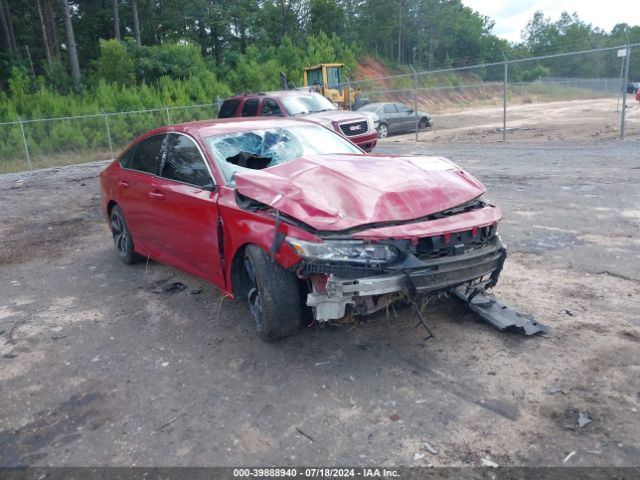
(218, 99, 240, 118)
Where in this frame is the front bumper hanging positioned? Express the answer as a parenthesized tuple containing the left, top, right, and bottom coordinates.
(305, 234, 548, 336)
(453, 286, 549, 335)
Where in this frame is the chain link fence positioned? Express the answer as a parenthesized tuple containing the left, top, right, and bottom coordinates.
(0, 102, 222, 174)
(1, 46, 639, 174)
(350, 44, 639, 144)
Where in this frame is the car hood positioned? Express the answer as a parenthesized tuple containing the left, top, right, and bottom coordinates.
(234, 154, 486, 231)
(304, 110, 367, 123)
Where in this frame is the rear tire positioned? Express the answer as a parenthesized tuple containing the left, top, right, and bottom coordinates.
(244, 245, 301, 341)
(110, 205, 143, 264)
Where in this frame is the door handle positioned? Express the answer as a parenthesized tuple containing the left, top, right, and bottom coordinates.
(118, 180, 129, 188)
(149, 191, 165, 200)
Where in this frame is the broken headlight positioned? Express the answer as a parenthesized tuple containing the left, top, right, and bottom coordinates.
(287, 238, 397, 264)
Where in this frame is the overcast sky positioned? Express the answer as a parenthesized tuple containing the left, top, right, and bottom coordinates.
(462, 0, 640, 43)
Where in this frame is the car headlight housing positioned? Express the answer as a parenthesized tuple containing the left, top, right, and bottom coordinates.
(288, 238, 397, 264)
(365, 112, 379, 131)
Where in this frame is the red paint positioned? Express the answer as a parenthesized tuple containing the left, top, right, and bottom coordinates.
(100, 118, 502, 299)
(235, 154, 486, 231)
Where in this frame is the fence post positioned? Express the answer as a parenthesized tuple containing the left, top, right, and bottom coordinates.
(164, 104, 171, 124)
(17, 116, 32, 171)
(103, 111, 114, 160)
(347, 77, 352, 111)
(620, 46, 631, 139)
(502, 53, 508, 143)
(411, 65, 418, 142)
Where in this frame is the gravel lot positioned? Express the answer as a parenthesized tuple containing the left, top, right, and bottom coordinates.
(1, 136, 639, 467)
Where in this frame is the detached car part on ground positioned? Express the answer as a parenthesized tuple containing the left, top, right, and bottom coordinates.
(100, 117, 547, 342)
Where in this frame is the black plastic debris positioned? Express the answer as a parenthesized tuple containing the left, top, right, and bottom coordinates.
(454, 286, 549, 335)
(150, 279, 188, 295)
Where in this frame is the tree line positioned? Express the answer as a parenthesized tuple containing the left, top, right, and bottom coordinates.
(0, 0, 638, 118)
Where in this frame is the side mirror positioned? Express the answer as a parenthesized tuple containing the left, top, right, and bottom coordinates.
(407, 109, 414, 114)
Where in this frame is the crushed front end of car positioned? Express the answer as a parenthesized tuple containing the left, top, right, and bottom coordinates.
(289, 215, 505, 323)
(234, 153, 547, 337)
(284, 200, 518, 338)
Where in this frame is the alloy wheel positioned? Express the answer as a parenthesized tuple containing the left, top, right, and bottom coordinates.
(111, 210, 129, 259)
(244, 255, 262, 332)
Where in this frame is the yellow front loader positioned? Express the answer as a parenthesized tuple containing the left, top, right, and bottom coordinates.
(303, 63, 357, 109)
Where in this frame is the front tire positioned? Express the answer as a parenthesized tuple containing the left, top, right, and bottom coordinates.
(244, 245, 301, 341)
(419, 117, 430, 129)
(377, 123, 389, 138)
(110, 205, 143, 264)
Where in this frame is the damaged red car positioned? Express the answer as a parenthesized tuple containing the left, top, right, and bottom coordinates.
(100, 117, 508, 341)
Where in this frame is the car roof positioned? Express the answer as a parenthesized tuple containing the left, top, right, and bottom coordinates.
(363, 102, 400, 108)
(224, 89, 320, 100)
(141, 117, 318, 139)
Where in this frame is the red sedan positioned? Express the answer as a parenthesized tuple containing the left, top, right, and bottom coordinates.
(100, 117, 505, 341)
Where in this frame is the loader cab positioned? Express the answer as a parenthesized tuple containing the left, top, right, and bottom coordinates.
(303, 63, 352, 107)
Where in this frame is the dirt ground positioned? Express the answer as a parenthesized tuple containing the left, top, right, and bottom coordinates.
(386, 96, 640, 144)
(1, 108, 639, 467)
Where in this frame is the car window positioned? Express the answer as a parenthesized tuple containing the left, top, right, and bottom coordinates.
(128, 134, 165, 175)
(358, 104, 379, 112)
(396, 103, 411, 112)
(118, 146, 136, 168)
(261, 98, 283, 117)
(326, 67, 341, 88)
(281, 93, 337, 116)
(159, 133, 213, 188)
(241, 99, 259, 117)
(218, 99, 240, 118)
(307, 68, 323, 87)
(205, 125, 362, 185)
(383, 104, 397, 114)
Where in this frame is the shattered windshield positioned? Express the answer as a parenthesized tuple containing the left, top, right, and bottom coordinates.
(281, 93, 337, 116)
(205, 125, 361, 185)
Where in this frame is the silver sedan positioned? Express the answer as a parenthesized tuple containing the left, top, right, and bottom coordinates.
(357, 102, 433, 138)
